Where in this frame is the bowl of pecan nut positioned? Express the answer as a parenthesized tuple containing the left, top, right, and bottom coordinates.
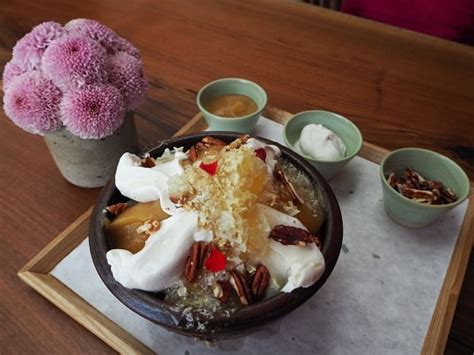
(89, 132, 343, 339)
(380, 148, 470, 228)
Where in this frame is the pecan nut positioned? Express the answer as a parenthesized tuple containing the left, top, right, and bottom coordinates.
(251, 264, 270, 302)
(441, 188, 457, 203)
(274, 167, 304, 206)
(105, 202, 128, 217)
(184, 242, 210, 283)
(398, 186, 437, 203)
(387, 173, 399, 189)
(142, 156, 156, 168)
(202, 136, 226, 146)
(404, 168, 422, 189)
(188, 145, 198, 163)
(195, 142, 207, 151)
(230, 269, 253, 305)
(269, 225, 319, 247)
(428, 180, 444, 191)
(226, 135, 249, 150)
(214, 281, 232, 303)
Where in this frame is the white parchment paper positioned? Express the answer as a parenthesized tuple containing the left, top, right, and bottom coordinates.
(51, 117, 469, 355)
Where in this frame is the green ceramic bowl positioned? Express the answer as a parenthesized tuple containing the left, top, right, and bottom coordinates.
(196, 78, 267, 134)
(380, 148, 470, 228)
(283, 110, 363, 179)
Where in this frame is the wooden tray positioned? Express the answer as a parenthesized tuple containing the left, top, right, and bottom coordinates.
(18, 107, 474, 354)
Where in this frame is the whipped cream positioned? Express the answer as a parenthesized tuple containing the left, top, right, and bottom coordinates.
(245, 138, 281, 174)
(258, 204, 325, 292)
(296, 124, 346, 161)
(115, 149, 187, 215)
(106, 210, 199, 291)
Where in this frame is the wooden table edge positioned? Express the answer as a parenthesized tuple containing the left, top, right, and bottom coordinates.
(17, 106, 474, 354)
(421, 198, 474, 354)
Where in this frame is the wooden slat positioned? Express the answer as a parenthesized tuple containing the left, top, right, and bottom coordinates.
(174, 112, 207, 136)
(263, 106, 293, 124)
(359, 142, 390, 164)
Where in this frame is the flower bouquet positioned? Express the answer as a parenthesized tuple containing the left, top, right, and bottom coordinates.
(2, 19, 148, 187)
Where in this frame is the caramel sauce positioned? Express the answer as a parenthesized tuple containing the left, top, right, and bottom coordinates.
(205, 94, 258, 118)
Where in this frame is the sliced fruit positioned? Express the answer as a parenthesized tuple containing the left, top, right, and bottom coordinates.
(108, 200, 168, 229)
(106, 200, 169, 253)
(107, 222, 150, 254)
(296, 203, 325, 234)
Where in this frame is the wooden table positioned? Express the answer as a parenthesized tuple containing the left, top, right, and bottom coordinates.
(0, 0, 472, 353)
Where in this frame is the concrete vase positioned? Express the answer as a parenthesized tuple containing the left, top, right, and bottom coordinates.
(44, 113, 138, 188)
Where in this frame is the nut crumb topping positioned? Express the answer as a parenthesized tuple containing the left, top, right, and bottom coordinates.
(135, 219, 160, 235)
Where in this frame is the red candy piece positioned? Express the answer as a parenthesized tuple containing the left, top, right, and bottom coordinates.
(255, 148, 266, 162)
(199, 161, 218, 175)
(204, 247, 227, 272)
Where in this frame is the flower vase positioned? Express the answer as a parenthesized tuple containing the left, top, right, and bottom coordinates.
(44, 112, 138, 188)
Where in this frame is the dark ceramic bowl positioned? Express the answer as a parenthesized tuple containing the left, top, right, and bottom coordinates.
(89, 132, 343, 340)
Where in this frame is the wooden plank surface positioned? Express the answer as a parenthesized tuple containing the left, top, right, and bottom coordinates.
(0, 0, 473, 353)
(19, 208, 92, 275)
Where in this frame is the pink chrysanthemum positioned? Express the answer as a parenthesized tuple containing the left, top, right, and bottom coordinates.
(65, 19, 117, 49)
(2, 60, 29, 88)
(12, 21, 64, 70)
(3, 72, 62, 135)
(108, 52, 148, 110)
(60, 84, 125, 139)
(42, 35, 108, 90)
(112, 37, 141, 58)
(65, 19, 140, 58)
(3, 19, 147, 140)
